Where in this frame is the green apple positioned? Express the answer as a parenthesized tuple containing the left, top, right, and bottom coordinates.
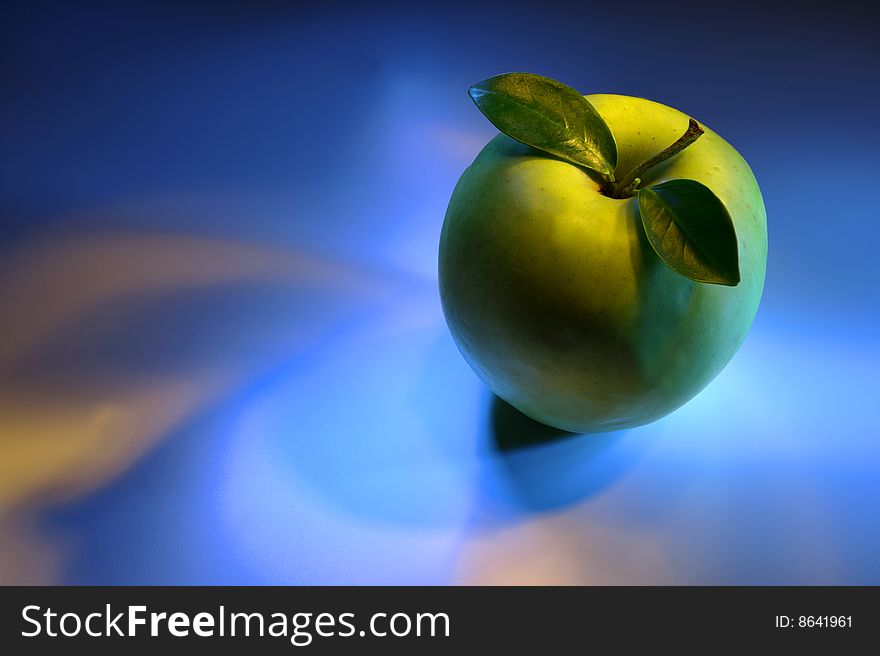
(439, 88, 767, 433)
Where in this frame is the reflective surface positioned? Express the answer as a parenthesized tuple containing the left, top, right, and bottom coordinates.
(1, 1, 878, 584)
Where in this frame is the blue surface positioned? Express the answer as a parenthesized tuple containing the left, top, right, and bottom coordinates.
(1, 1, 878, 584)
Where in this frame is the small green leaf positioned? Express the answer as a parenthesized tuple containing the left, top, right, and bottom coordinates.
(637, 179, 740, 286)
(468, 72, 617, 178)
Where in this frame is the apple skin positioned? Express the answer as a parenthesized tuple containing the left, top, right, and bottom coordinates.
(439, 94, 767, 433)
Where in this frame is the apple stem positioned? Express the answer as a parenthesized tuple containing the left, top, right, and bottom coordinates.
(607, 118, 705, 198)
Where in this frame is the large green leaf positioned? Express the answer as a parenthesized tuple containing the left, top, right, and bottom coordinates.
(468, 72, 617, 178)
(637, 179, 740, 286)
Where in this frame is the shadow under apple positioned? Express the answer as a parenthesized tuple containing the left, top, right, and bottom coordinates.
(476, 394, 636, 517)
(490, 395, 576, 451)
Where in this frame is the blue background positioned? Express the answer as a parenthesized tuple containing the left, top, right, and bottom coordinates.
(0, 0, 877, 584)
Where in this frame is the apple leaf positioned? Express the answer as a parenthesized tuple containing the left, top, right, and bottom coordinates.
(637, 179, 740, 286)
(468, 72, 618, 178)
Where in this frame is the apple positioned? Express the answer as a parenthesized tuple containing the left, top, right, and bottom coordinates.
(439, 84, 767, 433)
